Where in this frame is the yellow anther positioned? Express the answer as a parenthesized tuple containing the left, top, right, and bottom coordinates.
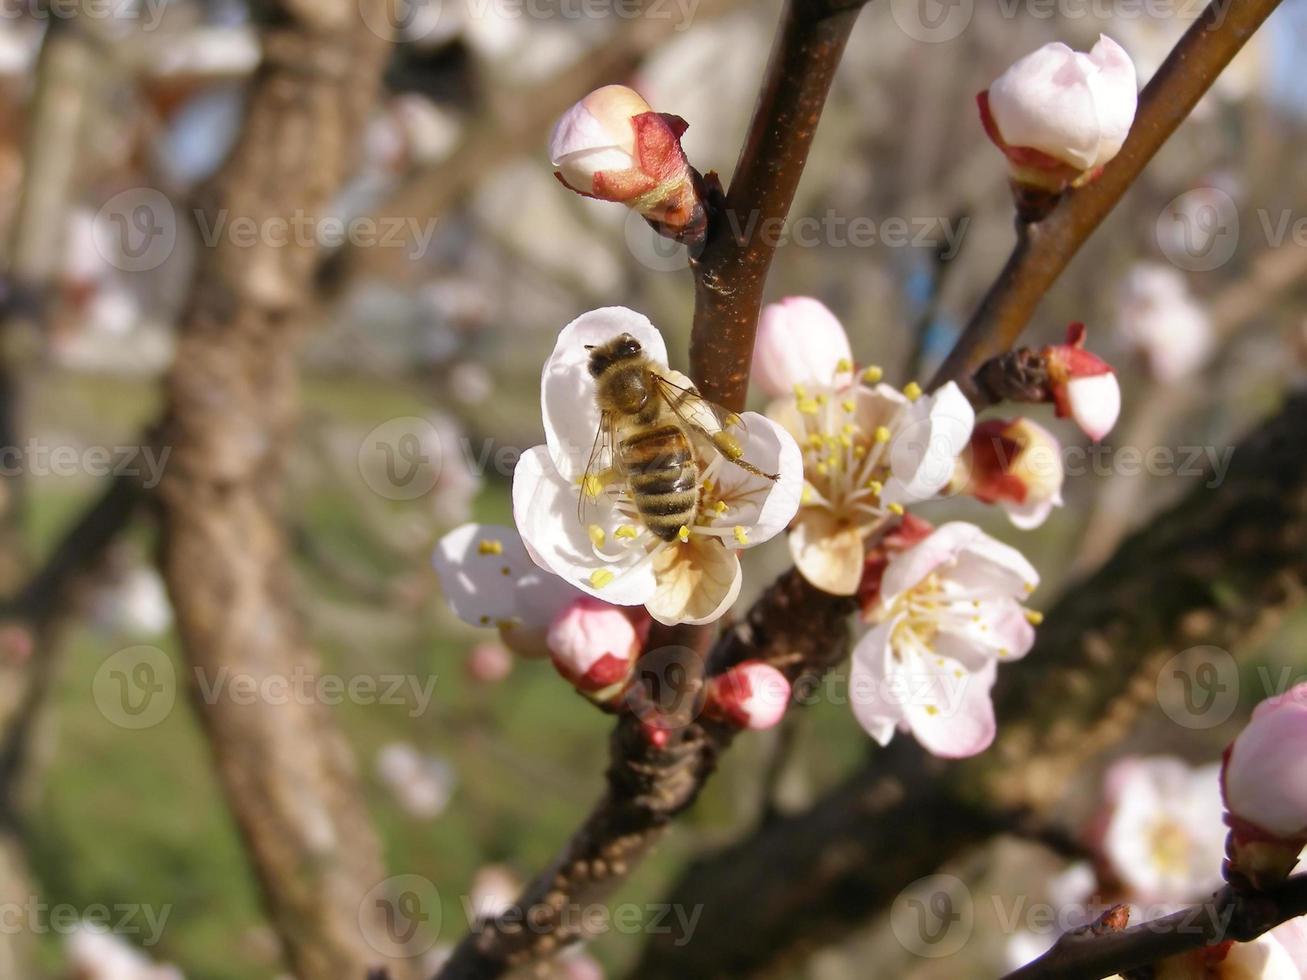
(874, 426, 891, 444)
(733, 526, 749, 545)
(797, 398, 821, 415)
(835, 358, 853, 374)
(1025, 609, 1044, 626)
(853, 445, 867, 458)
(477, 539, 504, 556)
(842, 423, 856, 436)
(816, 462, 829, 477)
(925, 705, 939, 716)
(841, 399, 856, 414)
(1024, 582, 1037, 593)
(581, 474, 604, 500)
(888, 502, 905, 516)
(839, 434, 853, 448)
(677, 525, 691, 543)
(903, 381, 923, 402)
(615, 524, 639, 540)
(807, 433, 825, 449)
(793, 383, 808, 399)
(866, 479, 883, 495)
(801, 485, 813, 504)
(590, 569, 615, 588)
(501, 566, 512, 576)
(703, 479, 715, 494)
(862, 365, 883, 383)
(715, 500, 728, 514)
(587, 525, 606, 547)
(815, 393, 828, 406)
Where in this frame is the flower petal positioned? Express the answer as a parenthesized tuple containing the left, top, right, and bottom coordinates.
(879, 521, 985, 602)
(512, 445, 656, 607)
(541, 307, 668, 481)
(849, 618, 908, 745)
(709, 412, 803, 546)
(751, 296, 853, 396)
(883, 382, 975, 505)
(433, 523, 553, 628)
(988, 41, 1101, 170)
(790, 508, 865, 596)
(647, 539, 741, 626)
(903, 656, 998, 759)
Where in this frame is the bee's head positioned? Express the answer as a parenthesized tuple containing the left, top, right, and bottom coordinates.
(586, 333, 643, 378)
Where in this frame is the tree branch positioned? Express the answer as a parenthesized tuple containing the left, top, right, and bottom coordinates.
(636, 389, 1307, 977)
(688, 0, 863, 410)
(1002, 876, 1307, 980)
(931, 0, 1283, 398)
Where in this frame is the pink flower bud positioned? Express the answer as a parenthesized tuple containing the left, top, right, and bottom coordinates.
(549, 85, 705, 245)
(465, 642, 513, 685)
(959, 417, 1064, 529)
(705, 661, 791, 731)
(546, 596, 640, 699)
(981, 36, 1137, 188)
(1043, 322, 1121, 442)
(1222, 685, 1307, 887)
(751, 296, 854, 397)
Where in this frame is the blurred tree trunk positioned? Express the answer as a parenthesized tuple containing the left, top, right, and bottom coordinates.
(155, 4, 404, 978)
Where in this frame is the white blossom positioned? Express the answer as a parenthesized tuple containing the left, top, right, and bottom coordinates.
(513, 307, 802, 626)
(850, 522, 1040, 758)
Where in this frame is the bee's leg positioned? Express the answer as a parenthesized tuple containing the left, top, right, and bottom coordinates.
(710, 432, 779, 481)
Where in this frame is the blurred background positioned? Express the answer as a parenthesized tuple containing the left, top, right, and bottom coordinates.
(1, 0, 1306, 977)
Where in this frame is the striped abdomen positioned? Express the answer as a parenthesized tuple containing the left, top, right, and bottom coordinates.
(618, 422, 698, 541)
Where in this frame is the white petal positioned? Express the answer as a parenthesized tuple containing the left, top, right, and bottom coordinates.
(883, 382, 975, 505)
(646, 539, 741, 626)
(1067, 372, 1121, 442)
(556, 147, 637, 191)
(950, 527, 1041, 596)
(1003, 495, 1057, 530)
(541, 307, 668, 481)
(848, 618, 905, 745)
(902, 656, 998, 759)
(880, 522, 983, 602)
(432, 523, 550, 628)
(988, 41, 1101, 169)
(710, 413, 803, 547)
(790, 508, 865, 596)
(937, 598, 1035, 663)
(1084, 35, 1138, 168)
(751, 297, 853, 396)
(512, 446, 656, 607)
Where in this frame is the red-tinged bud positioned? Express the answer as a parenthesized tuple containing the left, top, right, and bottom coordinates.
(1042, 323, 1121, 442)
(1221, 684, 1307, 890)
(705, 661, 791, 731)
(546, 596, 640, 703)
(954, 418, 1064, 529)
(549, 85, 708, 248)
(979, 36, 1137, 218)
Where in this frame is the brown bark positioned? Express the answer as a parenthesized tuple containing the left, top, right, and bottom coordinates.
(637, 390, 1307, 978)
(154, 5, 402, 979)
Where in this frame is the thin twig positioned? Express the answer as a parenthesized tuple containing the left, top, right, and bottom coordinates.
(931, 0, 1284, 398)
(1002, 876, 1307, 980)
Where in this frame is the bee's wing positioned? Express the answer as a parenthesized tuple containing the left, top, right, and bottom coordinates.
(577, 409, 619, 525)
(649, 372, 778, 481)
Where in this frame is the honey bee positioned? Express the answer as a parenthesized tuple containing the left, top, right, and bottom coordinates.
(583, 333, 778, 541)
